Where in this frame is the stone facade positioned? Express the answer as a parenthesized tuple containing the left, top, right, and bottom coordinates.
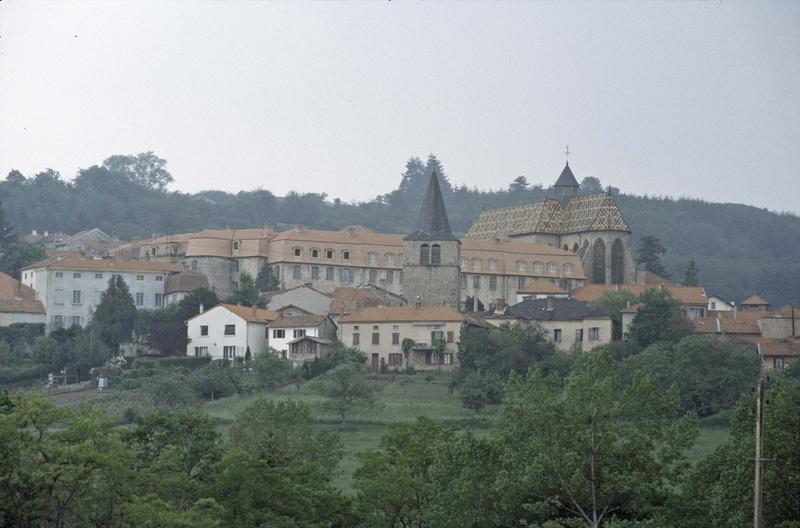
(401, 239, 461, 309)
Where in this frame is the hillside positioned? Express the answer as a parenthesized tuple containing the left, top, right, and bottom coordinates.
(2, 156, 798, 306)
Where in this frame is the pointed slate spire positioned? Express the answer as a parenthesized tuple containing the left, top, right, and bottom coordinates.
(554, 161, 579, 189)
(405, 169, 458, 241)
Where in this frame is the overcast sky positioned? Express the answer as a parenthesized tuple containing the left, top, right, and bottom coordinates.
(1, 1, 798, 213)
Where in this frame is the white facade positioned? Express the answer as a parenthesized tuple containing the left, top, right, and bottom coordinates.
(270, 325, 321, 357)
(186, 304, 270, 360)
(707, 295, 734, 312)
(22, 264, 172, 329)
(0, 311, 46, 326)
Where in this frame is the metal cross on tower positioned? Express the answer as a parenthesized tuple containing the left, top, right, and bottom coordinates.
(564, 145, 570, 162)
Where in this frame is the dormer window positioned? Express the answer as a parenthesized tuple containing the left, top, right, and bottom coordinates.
(488, 259, 498, 270)
(547, 262, 558, 274)
(385, 253, 395, 266)
(311, 248, 320, 258)
(325, 249, 334, 259)
(471, 258, 481, 270)
(533, 261, 544, 273)
(342, 250, 351, 260)
(516, 260, 527, 273)
(368, 252, 378, 265)
(460, 258, 467, 268)
(293, 248, 302, 257)
(564, 263, 573, 275)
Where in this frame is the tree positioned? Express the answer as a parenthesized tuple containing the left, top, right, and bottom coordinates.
(580, 176, 604, 193)
(93, 275, 136, 352)
(254, 263, 279, 292)
(190, 360, 240, 400)
(228, 271, 261, 307)
(636, 235, 669, 278)
(251, 349, 293, 390)
(498, 350, 698, 527)
(102, 151, 174, 191)
(683, 259, 700, 286)
(312, 363, 380, 426)
(458, 371, 502, 414)
(0, 242, 47, 278)
(401, 337, 415, 369)
(509, 176, 529, 192)
(626, 288, 693, 347)
(590, 289, 640, 341)
(0, 201, 17, 252)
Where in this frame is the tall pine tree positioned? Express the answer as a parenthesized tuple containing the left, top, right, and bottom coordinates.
(93, 275, 137, 352)
(636, 235, 669, 278)
(683, 259, 700, 286)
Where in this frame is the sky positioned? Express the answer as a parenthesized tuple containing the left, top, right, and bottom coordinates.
(1, 1, 798, 213)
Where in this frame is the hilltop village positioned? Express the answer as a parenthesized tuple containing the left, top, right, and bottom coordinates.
(3, 163, 796, 372)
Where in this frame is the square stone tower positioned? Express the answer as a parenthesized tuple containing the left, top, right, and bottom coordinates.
(402, 169, 461, 309)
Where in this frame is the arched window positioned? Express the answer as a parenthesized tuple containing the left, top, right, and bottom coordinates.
(431, 244, 441, 265)
(564, 263, 573, 275)
(546, 262, 558, 274)
(533, 261, 544, 273)
(488, 258, 498, 270)
(592, 239, 607, 284)
(460, 257, 467, 268)
(611, 239, 625, 284)
(573, 243, 579, 253)
(563, 244, 569, 251)
(420, 244, 430, 265)
(385, 253, 395, 266)
(471, 258, 481, 270)
(368, 252, 378, 265)
(516, 260, 527, 273)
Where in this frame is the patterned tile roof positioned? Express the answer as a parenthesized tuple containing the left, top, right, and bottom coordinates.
(464, 193, 630, 239)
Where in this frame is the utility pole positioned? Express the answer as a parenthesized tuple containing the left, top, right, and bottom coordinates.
(753, 379, 765, 528)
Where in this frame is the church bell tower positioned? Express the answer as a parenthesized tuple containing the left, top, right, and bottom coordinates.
(402, 169, 461, 309)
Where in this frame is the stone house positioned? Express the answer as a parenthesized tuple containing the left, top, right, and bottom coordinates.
(185, 303, 279, 360)
(338, 305, 466, 371)
(484, 297, 612, 352)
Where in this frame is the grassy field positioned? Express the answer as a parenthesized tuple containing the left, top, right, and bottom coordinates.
(39, 371, 731, 492)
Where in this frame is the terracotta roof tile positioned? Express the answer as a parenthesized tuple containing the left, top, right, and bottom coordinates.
(741, 294, 770, 306)
(571, 284, 707, 306)
(269, 314, 329, 328)
(0, 299, 45, 314)
(518, 279, 567, 295)
(339, 305, 465, 324)
(164, 271, 209, 294)
(757, 338, 800, 357)
(218, 303, 280, 323)
(330, 286, 405, 316)
(0, 272, 36, 301)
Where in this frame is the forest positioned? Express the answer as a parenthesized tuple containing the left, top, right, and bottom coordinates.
(1, 152, 798, 305)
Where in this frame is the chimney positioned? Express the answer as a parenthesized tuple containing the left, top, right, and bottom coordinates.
(32, 229, 37, 236)
(495, 298, 506, 313)
(199, 303, 204, 314)
(545, 297, 555, 311)
(251, 305, 258, 319)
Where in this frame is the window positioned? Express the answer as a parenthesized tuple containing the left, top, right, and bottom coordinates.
(533, 261, 544, 273)
(553, 329, 562, 343)
(293, 247, 302, 257)
(547, 262, 558, 274)
(443, 353, 452, 365)
(589, 327, 600, 341)
(201, 325, 209, 336)
(576, 328, 584, 342)
(461, 274, 467, 289)
(273, 329, 285, 339)
(326, 267, 334, 281)
(563, 263, 574, 275)
(194, 347, 208, 357)
(431, 330, 444, 344)
(94, 273, 103, 279)
(136, 275, 144, 281)
(233, 241, 240, 251)
(223, 346, 236, 359)
(471, 258, 481, 269)
(151, 247, 157, 256)
(155, 293, 163, 307)
(325, 249, 334, 259)
(73, 272, 82, 279)
(342, 250, 351, 260)
(710, 301, 717, 310)
(420, 244, 430, 265)
(71, 316, 81, 327)
(372, 326, 380, 345)
(191, 260, 198, 271)
(72, 290, 82, 305)
(385, 254, 395, 266)
(224, 324, 236, 335)
(52, 314, 64, 326)
(386, 270, 394, 283)
(368, 252, 378, 265)
(488, 259, 498, 270)
(774, 357, 785, 369)
(156, 275, 164, 281)
(392, 332, 400, 345)
(55, 272, 63, 278)
(293, 329, 306, 338)
(340, 268, 353, 283)
(518, 277, 525, 291)
(430, 244, 441, 265)
(368, 269, 378, 283)
(352, 332, 360, 345)
(292, 265, 301, 279)
(312, 248, 320, 258)
(135, 292, 144, 306)
(489, 275, 497, 290)
(447, 331, 454, 343)
(389, 353, 403, 366)
(311, 266, 320, 280)
(473, 275, 481, 288)
(516, 260, 527, 273)
(460, 257, 467, 269)
(54, 289, 65, 304)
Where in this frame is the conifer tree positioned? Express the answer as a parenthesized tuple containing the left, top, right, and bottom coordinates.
(255, 263, 279, 292)
(636, 235, 669, 278)
(0, 201, 17, 251)
(93, 275, 137, 352)
(683, 259, 700, 286)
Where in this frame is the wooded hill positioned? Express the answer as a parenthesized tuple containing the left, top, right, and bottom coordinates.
(2, 153, 798, 306)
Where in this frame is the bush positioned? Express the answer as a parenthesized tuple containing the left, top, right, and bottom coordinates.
(251, 350, 293, 390)
(0, 363, 49, 384)
(130, 356, 211, 370)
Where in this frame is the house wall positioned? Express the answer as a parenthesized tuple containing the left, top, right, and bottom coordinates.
(337, 320, 462, 371)
(22, 267, 168, 330)
(0, 312, 47, 326)
(402, 240, 461, 309)
(270, 325, 321, 356)
(183, 256, 238, 299)
(707, 297, 733, 312)
(272, 262, 403, 296)
(486, 317, 612, 352)
(265, 287, 332, 314)
(758, 317, 796, 339)
(186, 306, 266, 360)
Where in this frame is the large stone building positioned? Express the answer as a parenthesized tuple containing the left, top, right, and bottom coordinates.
(464, 162, 637, 285)
(111, 164, 648, 308)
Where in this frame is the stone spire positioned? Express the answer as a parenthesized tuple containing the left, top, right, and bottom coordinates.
(405, 169, 458, 241)
(554, 161, 579, 203)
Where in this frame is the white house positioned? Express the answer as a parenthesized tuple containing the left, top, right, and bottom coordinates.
(267, 314, 337, 358)
(186, 303, 279, 360)
(21, 256, 184, 330)
(707, 295, 734, 312)
(0, 272, 46, 327)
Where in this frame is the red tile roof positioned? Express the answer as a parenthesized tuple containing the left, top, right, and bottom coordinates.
(741, 294, 770, 306)
(571, 284, 707, 306)
(339, 305, 465, 324)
